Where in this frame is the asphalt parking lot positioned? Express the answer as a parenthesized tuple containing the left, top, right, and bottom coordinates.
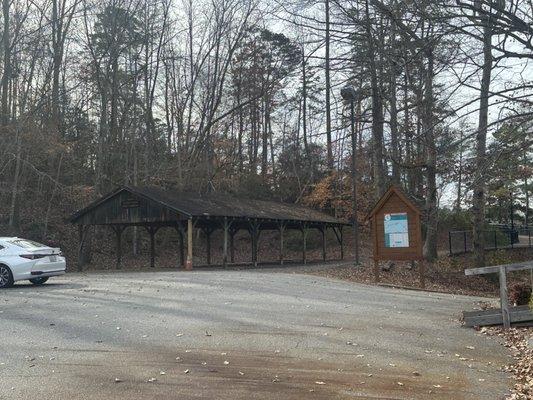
(0, 269, 511, 399)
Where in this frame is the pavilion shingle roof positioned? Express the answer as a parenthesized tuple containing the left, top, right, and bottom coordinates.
(71, 185, 347, 225)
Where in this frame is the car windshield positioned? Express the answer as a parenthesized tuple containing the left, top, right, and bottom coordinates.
(9, 239, 47, 249)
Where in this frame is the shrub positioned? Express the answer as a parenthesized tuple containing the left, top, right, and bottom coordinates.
(509, 282, 532, 306)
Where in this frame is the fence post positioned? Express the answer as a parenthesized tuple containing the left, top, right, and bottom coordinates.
(448, 231, 452, 256)
(510, 229, 514, 249)
(463, 231, 467, 254)
(494, 230, 497, 250)
(499, 266, 511, 329)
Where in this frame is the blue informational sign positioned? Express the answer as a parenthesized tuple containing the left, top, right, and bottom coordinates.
(384, 213, 409, 248)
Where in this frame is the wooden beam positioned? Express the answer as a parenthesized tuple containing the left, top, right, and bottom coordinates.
(465, 262, 533, 276)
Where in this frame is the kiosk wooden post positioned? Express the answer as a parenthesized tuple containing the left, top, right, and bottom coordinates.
(367, 186, 424, 288)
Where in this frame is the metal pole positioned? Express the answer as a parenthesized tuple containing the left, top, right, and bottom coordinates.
(350, 98, 359, 265)
(463, 231, 467, 253)
(494, 230, 497, 250)
(448, 231, 452, 255)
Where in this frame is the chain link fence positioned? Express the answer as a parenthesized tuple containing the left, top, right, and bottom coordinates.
(448, 227, 532, 255)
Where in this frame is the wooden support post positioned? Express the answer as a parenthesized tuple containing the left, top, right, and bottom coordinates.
(77, 225, 85, 272)
(374, 258, 380, 283)
(114, 225, 124, 269)
(250, 227, 255, 265)
(419, 260, 426, 289)
(223, 218, 229, 268)
(230, 229, 235, 263)
(499, 266, 510, 329)
(340, 226, 344, 260)
(186, 218, 193, 270)
(302, 224, 308, 265)
(279, 222, 285, 265)
(249, 220, 260, 267)
(321, 226, 326, 262)
(148, 226, 157, 268)
(205, 228, 212, 265)
(176, 223, 185, 268)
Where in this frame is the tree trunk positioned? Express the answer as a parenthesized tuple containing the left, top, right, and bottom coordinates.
(302, 49, 309, 157)
(422, 47, 437, 261)
(325, 0, 333, 171)
(51, 0, 61, 135)
(365, 0, 386, 198)
(1, 0, 10, 125)
(472, 23, 492, 268)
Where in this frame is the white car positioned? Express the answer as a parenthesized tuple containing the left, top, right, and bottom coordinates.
(0, 237, 66, 288)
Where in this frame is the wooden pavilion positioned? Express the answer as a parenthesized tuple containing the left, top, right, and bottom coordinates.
(69, 186, 349, 269)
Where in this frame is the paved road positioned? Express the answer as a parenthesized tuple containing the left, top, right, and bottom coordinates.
(0, 269, 511, 399)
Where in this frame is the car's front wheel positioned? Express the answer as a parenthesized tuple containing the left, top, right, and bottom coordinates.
(0, 265, 14, 288)
(29, 277, 49, 285)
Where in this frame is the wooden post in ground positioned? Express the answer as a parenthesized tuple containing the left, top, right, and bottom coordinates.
(499, 266, 510, 329)
(77, 225, 86, 272)
(204, 228, 212, 265)
(279, 222, 285, 265)
(419, 260, 426, 289)
(249, 227, 255, 266)
(321, 226, 326, 261)
(248, 220, 260, 267)
(229, 228, 235, 263)
(176, 223, 185, 267)
(114, 225, 124, 269)
(147, 226, 157, 268)
(223, 218, 229, 268)
(340, 226, 344, 260)
(302, 224, 308, 265)
(186, 218, 193, 270)
(373, 259, 379, 283)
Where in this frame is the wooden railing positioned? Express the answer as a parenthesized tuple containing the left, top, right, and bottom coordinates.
(464, 261, 533, 329)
